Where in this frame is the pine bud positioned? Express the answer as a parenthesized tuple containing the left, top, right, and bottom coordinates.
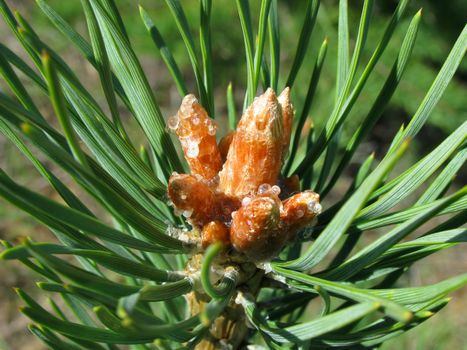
(278, 87, 294, 159)
(219, 88, 284, 197)
(167, 173, 217, 226)
(230, 195, 283, 261)
(168, 95, 222, 180)
(202, 221, 230, 248)
(167, 90, 321, 261)
(281, 191, 321, 234)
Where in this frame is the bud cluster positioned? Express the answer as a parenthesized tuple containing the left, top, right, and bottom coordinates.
(168, 88, 321, 261)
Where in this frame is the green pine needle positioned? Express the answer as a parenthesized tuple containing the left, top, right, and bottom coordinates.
(0, 0, 465, 348)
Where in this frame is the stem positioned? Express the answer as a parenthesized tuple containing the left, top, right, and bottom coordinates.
(186, 253, 264, 349)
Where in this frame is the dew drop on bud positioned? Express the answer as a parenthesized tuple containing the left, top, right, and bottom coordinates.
(192, 116, 200, 125)
(307, 201, 316, 213)
(207, 124, 216, 136)
(167, 115, 180, 130)
(271, 185, 281, 196)
(296, 209, 304, 218)
(307, 201, 322, 214)
(242, 196, 252, 207)
(182, 208, 193, 218)
(186, 140, 199, 158)
(315, 203, 322, 214)
(180, 194, 187, 200)
(258, 183, 271, 194)
(180, 95, 196, 116)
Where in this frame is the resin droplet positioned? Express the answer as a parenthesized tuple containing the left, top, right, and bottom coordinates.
(179, 94, 197, 116)
(172, 94, 222, 179)
(167, 115, 180, 130)
(241, 196, 252, 207)
(307, 201, 322, 215)
(185, 139, 199, 158)
(183, 208, 194, 218)
(271, 185, 281, 196)
(207, 123, 217, 136)
(258, 183, 271, 194)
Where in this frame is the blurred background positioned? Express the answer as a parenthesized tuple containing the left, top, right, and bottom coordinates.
(0, 0, 466, 349)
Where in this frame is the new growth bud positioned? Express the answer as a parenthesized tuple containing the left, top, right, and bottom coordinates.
(170, 95, 222, 180)
(230, 196, 282, 260)
(168, 174, 216, 226)
(218, 88, 284, 197)
(167, 89, 321, 260)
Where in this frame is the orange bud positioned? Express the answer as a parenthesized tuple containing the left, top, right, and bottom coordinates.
(230, 195, 285, 261)
(201, 221, 230, 248)
(168, 95, 222, 180)
(278, 87, 294, 159)
(167, 173, 216, 226)
(218, 88, 284, 197)
(280, 191, 321, 234)
(218, 131, 236, 162)
(166, 89, 322, 261)
(214, 192, 241, 223)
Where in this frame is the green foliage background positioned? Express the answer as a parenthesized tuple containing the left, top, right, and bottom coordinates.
(0, 0, 465, 349)
(20, 0, 466, 135)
